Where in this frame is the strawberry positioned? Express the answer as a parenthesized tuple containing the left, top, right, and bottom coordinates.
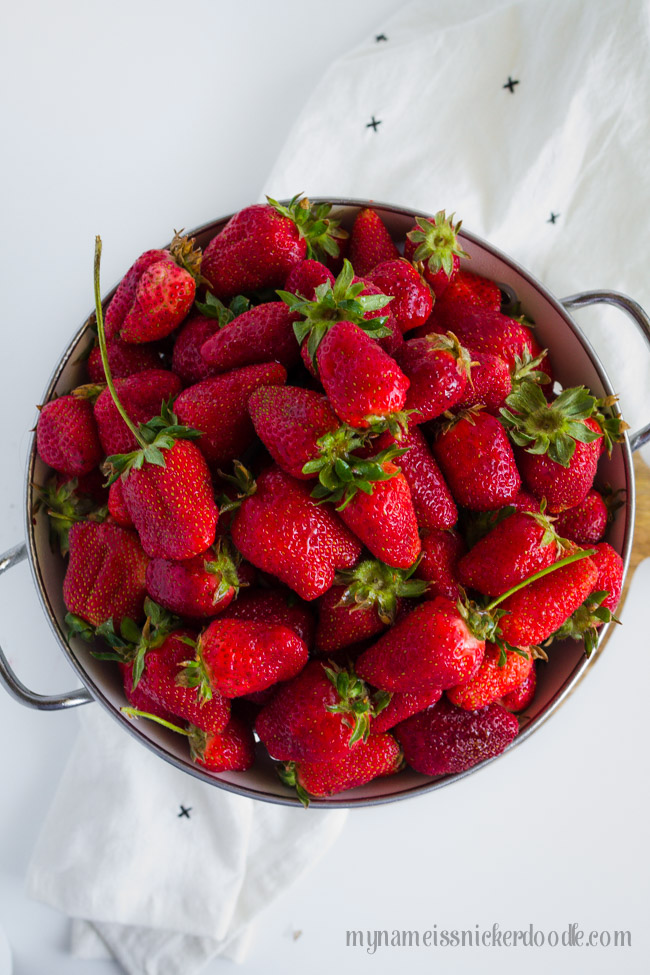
(34, 475, 108, 556)
(201, 195, 347, 299)
(370, 688, 443, 734)
(254, 660, 377, 762)
(122, 708, 254, 772)
(461, 490, 539, 549)
(589, 542, 624, 612)
(316, 320, 409, 429)
(230, 465, 361, 600)
(173, 362, 287, 468)
(418, 304, 538, 371)
(200, 302, 300, 374)
(144, 539, 243, 618)
(500, 665, 536, 712)
(217, 588, 315, 648)
(108, 477, 133, 527)
(279, 733, 403, 803)
(104, 249, 167, 341)
(284, 259, 335, 297)
(431, 409, 521, 511)
(119, 661, 177, 724)
(36, 393, 103, 476)
(457, 348, 551, 416)
(93, 369, 182, 455)
(447, 644, 533, 710)
(398, 332, 472, 423)
(314, 558, 428, 654)
(394, 697, 519, 775)
(457, 505, 564, 597)
(171, 294, 251, 386)
(373, 427, 457, 530)
(403, 211, 468, 296)
(366, 259, 433, 333)
(349, 208, 399, 277)
(182, 618, 308, 698)
(87, 340, 161, 383)
(356, 597, 485, 692)
(415, 528, 465, 600)
(434, 269, 502, 311)
(247, 385, 340, 479)
(552, 489, 609, 545)
(63, 521, 149, 628)
(548, 543, 623, 656)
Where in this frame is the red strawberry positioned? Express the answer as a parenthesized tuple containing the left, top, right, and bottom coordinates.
(552, 489, 609, 545)
(370, 688, 443, 734)
(435, 269, 502, 311)
(247, 385, 340, 479)
(119, 661, 177, 724)
(184, 618, 308, 698)
(104, 249, 167, 341)
(94, 369, 182, 455)
(457, 506, 563, 597)
(404, 211, 468, 296)
(173, 362, 287, 468)
(589, 542, 624, 612)
(171, 294, 251, 386)
(366, 259, 433, 333)
(447, 644, 533, 710)
(108, 477, 133, 527)
(230, 465, 361, 600)
(284, 259, 335, 297)
(418, 304, 538, 371)
(316, 321, 409, 428)
(200, 302, 300, 374)
(34, 475, 108, 556)
(500, 665, 536, 712)
(218, 588, 315, 648)
(349, 208, 399, 277)
(201, 195, 347, 299)
(87, 340, 161, 383)
(63, 521, 149, 628)
(431, 409, 521, 511)
(356, 597, 485, 692)
(314, 558, 428, 654)
(415, 529, 465, 600)
(457, 351, 511, 414)
(144, 540, 242, 618)
(279, 733, 402, 802)
(37, 394, 103, 476)
(398, 332, 472, 423)
(353, 277, 404, 357)
(547, 544, 623, 656)
(254, 660, 376, 762)
(373, 428, 457, 531)
(191, 716, 255, 772)
(394, 697, 519, 775)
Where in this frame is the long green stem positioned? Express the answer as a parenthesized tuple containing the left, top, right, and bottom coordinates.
(121, 706, 190, 736)
(94, 236, 147, 450)
(486, 548, 597, 611)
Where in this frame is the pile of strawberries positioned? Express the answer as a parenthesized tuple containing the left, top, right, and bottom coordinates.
(34, 196, 627, 805)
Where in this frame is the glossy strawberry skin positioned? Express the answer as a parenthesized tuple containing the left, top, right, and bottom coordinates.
(552, 489, 608, 545)
(356, 597, 485, 692)
(93, 369, 182, 455)
(366, 259, 433, 333)
(138, 630, 231, 734)
(171, 315, 222, 386)
(370, 688, 443, 734)
(590, 542, 624, 612)
(339, 463, 421, 570)
(447, 644, 533, 710)
(394, 697, 519, 775)
(254, 660, 363, 762)
(247, 385, 339, 479)
(432, 412, 521, 511)
(517, 418, 603, 513)
(315, 585, 397, 654)
(458, 510, 558, 597)
(457, 351, 512, 414)
(284, 260, 335, 297)
(200, 618, 308, 697)
(145, 554, 236, 619)
(419, 304, 535, 370)
(316, 320, 409, 428)
(121, 440, 218, 560)
(434, 270, 502, 312)
(290, 733, 403, 797)
(37, 395, 103, 477)
(104, 249, 168, 341)
(119, 661, 177, 723)
(231, 466, 361, 601)
(500, 664, 537, 712)
(108, 478, 133, 527)
(87, 340, 161, 383)
(202, 205, 306, 299)
(349, 208, 399, 277)
(398, 337, 469, 423)
(498, 555, 599, 646)
(63, 521, 149, 627)
(374, 428, 457, 531)
(404, 235, 460, 297)
(200, 302, 300, 374)
(120, 260, 195, 343)
(173, 362, 287, 468)
(415, 529, 465, 600)
(217, 588, 315, 649)
(194, 716, 255, 772)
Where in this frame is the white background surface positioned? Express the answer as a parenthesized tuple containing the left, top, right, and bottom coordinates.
(0, 2, 648, 973)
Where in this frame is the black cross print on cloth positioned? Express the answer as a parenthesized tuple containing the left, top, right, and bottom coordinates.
(178, 804, 192, 819)
(366, 116, 382, 132)
(375, 34, 388, 41)
(547, 212, 560, 224)
(503, 76, 519, 93)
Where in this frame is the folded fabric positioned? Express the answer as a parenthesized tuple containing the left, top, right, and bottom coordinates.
(264, 0, 650, 460)
(26, 705, 347, 974)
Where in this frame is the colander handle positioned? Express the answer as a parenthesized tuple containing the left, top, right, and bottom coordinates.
(561, 290, 650, 452)
(0, 543, 93, 710)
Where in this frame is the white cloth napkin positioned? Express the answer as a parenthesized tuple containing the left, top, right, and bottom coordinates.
(264, 0, 650, 461)
(26, 706, 346, 973)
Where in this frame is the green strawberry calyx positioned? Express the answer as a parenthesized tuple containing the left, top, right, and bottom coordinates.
(523, 498, 572, 556)
(33, 476, 108, 556)
(322, 662, 383, 746)
(121, 707, 208, 760)
(216, 460, 258, 515)
(194, 291, 251, 323)
(277, 762, 313, 808)
(406, 210, 469, 277)
(423, 331, 475, 384)
(176, 632, 212, 703)
(167, 230, 208, 284)
(304, 428, 406, 509)
(547, 589, 620, 658)
(277, 258, 393, 368)
(203, 537, 247, 604)
(333, 558, 429, 625)
(266, 194, 349, 262)
(509, 348, 551, 392)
